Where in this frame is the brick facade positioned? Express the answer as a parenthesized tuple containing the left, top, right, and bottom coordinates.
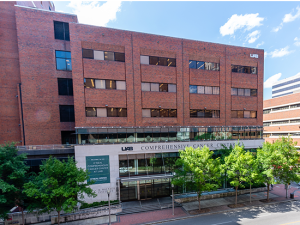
(0, 2, 264, 145)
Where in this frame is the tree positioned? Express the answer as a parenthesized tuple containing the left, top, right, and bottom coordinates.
(272, 137, 300, 198)
(256, 141, 277, 201)
(0, 142, 28, 222)
(24, 157, 96, 225)
(243, 152, 258, 203)
(224, 144, 255, 206)
(172, 146, 221, 211)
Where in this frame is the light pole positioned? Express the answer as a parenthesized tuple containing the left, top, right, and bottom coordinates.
(171, 184, 174, 216)
(107, 188, 111, 225)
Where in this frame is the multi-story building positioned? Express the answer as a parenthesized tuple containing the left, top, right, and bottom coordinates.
(1, 2, 264, 202)
(263, 92, 300, 147)
(272, 73, 300, 98)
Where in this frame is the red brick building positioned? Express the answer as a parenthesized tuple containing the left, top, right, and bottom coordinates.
(0, 2, 264, 146)
(1, 1, 265, 202)
(263, 92, 300, 147)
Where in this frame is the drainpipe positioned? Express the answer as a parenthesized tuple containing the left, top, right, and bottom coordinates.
(19, 83, 25, 145)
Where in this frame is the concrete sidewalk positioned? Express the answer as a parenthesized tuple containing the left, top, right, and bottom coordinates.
(110, 184, 300, 225)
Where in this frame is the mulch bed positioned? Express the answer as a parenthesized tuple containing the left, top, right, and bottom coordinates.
(260, 198, 276, 203)
(189, 208, 210, 215)
(227, 203, 246, 208)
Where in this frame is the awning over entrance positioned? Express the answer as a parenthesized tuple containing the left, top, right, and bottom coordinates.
(119, 174, 173, 182)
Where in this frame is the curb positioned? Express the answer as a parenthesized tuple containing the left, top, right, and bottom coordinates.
(140, 199, 298, 225)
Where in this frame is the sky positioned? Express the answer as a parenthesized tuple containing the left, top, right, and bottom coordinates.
(53, 1, 300, 100)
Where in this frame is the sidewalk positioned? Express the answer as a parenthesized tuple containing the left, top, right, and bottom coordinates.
(110, 184, 300, 225)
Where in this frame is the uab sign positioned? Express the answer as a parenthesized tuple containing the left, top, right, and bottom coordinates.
(86, 155, 110, 184)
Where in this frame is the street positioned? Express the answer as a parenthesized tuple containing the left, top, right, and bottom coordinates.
(160, 201, 300, 225)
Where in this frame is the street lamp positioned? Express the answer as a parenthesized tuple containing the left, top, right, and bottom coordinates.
(171, 184, 174, 216)
(107, 188, 111, 225)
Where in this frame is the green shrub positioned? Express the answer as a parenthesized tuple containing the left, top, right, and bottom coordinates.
(80, 200, 119, 209)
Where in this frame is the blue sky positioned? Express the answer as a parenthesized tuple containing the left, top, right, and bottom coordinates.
(54, 1, 300, 100)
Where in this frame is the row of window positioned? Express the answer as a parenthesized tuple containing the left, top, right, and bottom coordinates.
(189, 60, 220, 71)
(56, 51, 72, 71)
(141, 83, 176, 93)
(140, 56, 176, 67)
(263, 119, 300, 126)
(142, 109, 177, 118)
(231, 65, 257, 74)
(190, 110, 220, 118)
(231, 88, 257, 96)
(84, 78, 126, 90)
(86, 107, 127, 117)
(190, 85, 219, 95)
(263, 103, 300, 114)
(231, 111, 257, 118)
(263, 133, 300, 138)
(82, 49, 125, 62)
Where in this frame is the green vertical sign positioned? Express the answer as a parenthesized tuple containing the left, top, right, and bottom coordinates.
(86, 155, 110, 184)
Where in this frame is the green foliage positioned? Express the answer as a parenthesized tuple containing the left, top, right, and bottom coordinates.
(80, 200, 119, 209)
(272, 137, 300, 191)
(224, 144, 255, 205)
(172, 146, 221, 210)
(0, 142, 28, 220)
(24, 157, 97, 216)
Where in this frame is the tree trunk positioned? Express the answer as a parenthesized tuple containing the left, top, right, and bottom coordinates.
(267, 183, 269, 201)
(198, 192, 201, 211)
(250, 182, 251, 203)
(235, 186, 238, 205)
(22, 207, 24, 225)
(57, 211, 60, 225)
(286, 184, 288, 198)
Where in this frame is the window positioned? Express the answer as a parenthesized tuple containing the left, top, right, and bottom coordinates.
(142, 83, 151, 91)
(168, 84, 176, 92)
(190, 85, 219, 95)
(86, 107, 127, 117)
(82, 49, 94, 59)
(151, 83, 159, 92)
(189, 85, 197, 93)
(263, 109, 271, 114)
(59, 105, 74, 122)
(189, 60, 220, 71)
(231, 65, 257, 74)
(142, 109, 177, 117)
(84, 79, 126, 90)
(263, 122, 271, 126)
(54, 21, 69, 41)
(56, 50, 71, 71)
(231, 110, 257, 118)
(231, 88, 257, 97)
(190, 109, 220, 118)
(106, 80, 116, 89)
(82, 49, 125, 62)
(142, 56, 176, 67)
(159, 83, 168, 92)
(58, 78, 73, 96)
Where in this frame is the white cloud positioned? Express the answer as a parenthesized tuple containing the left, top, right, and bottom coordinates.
(264, 51, 268, 58)
(68, 1, 122, 27)
(256, 41, 264, 48)
(269, 46, 294, 58)
(273, 6, 300, 32)
(246, 30, 260, 43)
(264, 73, 282, 88)
(294, 37, 300, 46)
(220, 13, 264, 36)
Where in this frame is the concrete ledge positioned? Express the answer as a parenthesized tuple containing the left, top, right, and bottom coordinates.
(175, 187, 267, 203)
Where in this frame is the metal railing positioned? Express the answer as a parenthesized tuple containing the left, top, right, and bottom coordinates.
(17, 144, 75, 151)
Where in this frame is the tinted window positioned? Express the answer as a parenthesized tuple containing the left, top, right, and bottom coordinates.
(149, 56, 159, 65)
(106, 80, 116, 89)
(82, 49, 94, 59)
(54, 21, 70, 41)
(56, 50, 72, 71)
(58, 78, 73, 96)
(159, 83, 168, 92)
(189, 60, 196, 69)
(115, 52, 125, 62)
(197, 61, 205, 70)
(59, 105, 74, 122)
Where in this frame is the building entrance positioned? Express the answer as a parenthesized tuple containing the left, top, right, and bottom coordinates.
(139, 180, 152, 200)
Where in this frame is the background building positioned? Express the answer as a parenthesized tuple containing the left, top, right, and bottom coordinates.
(1, 2, 264, 202)
(272, 73, 300, 98)
(263, 92, 300, 148)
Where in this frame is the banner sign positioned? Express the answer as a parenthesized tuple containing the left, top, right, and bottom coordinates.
(86, 155, 110, 184)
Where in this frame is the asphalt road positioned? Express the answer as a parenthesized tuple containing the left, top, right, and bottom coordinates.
(160, 201, 300, 225)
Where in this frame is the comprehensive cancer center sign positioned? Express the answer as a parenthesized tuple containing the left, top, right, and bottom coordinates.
(86, 155, 110, 184)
